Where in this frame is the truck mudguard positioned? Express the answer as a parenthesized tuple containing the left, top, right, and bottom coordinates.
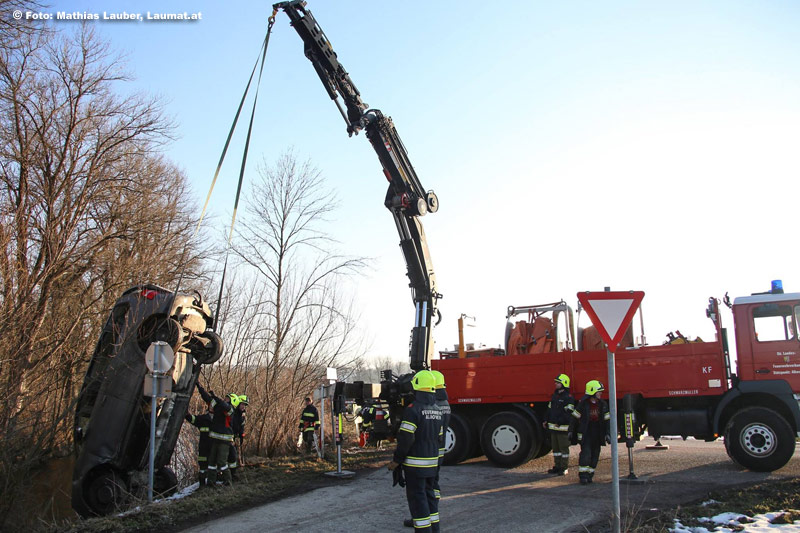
(713, 380, 800, 435)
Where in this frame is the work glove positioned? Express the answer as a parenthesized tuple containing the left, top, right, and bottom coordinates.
(387, 460, 400, 472)
(184, 414, 192, 423)
(392, 464, 406, 487)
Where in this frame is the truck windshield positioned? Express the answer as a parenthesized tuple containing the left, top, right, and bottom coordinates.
(752, 303, 798, 342)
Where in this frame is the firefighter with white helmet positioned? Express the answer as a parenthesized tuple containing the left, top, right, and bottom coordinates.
(569, 379, 612, 485)
(388, 370, 443, 532)
(543, 373, 576, 475)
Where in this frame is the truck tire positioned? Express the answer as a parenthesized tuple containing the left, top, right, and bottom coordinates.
(723, 406, 796, 472)
(535, 434, 552, 459)
(444, 413, 477, 465)
(480, 411, 537, 468)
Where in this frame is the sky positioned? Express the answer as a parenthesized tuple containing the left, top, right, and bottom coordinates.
(32, 1, 800, 365)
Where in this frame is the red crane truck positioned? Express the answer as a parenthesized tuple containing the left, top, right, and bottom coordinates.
(433, 283, 800, 472)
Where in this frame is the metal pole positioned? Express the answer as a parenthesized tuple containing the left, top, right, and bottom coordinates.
(148, 344, 159, 503)
(336, 413, 343, 473)
(607, 347, 620, 533)
(319, 383, 325, 459)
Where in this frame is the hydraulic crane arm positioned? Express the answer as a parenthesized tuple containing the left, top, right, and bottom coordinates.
(274, 0, 441, 371)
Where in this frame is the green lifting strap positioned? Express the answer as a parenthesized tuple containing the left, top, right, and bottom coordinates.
(211, 13, 277, 331)
(170, 13, 277, 318)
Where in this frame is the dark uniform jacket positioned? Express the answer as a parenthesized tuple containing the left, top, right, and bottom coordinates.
(435, 389, 450, 461)
(186, 413, 213, 457)
(569, 394, 611, 445)
(545, 389, 576, 432)
(232, 409, 246, 440)
(299, 404, 320, 432)
(197, 385, 234, 442)
(394, 391, 443, 477)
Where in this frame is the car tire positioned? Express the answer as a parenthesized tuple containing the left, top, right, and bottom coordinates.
(194, 330, 224, 365)
(480, 411, 538, 468)
(85, 468, 128, 516)
(137, 315, 181, 352)
(443, 413, 478, 465)
(724, 406, 795, 472)
(154, 466, 179, 497)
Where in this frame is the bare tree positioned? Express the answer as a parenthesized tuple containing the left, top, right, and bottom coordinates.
(0, 23, 207, 521)
(202, 151, 368, 457)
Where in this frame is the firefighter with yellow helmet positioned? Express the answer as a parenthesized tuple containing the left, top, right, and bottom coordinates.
(388, 370, 443, 532)
(568, 379, 611, 485)
(543, 373, 575, 475)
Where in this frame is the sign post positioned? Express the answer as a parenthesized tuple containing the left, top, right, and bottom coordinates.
(577, 290, 644, 533)
(144, 341, 174, 503)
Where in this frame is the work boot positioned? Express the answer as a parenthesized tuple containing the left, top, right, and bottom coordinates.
(580, 477, 588, 485)
(404, 518, 413, 527)
(547, 466, 559, 474)
(557, 469, 568, 476)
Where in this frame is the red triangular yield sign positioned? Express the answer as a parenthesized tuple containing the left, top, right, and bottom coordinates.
(577, 291, 644, 352)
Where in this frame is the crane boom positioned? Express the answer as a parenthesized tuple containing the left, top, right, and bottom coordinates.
(274, 0, 441, 370)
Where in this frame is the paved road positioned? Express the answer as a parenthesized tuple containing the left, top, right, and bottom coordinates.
(183, 438, 800, 533)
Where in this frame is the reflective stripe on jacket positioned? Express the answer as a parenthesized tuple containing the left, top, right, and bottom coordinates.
(545, 388, 576, 431)
(393, 391, 443, 477)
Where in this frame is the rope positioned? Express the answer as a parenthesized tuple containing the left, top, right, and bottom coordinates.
(169, 11, 277, 324)
(213, 12, 277, 331)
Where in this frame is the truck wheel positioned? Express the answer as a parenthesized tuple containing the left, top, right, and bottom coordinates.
(723, 407, 796, 472)
(444, 413, 477, 465)
(535, 434, 552, 459)
(480, 411, 537, 468)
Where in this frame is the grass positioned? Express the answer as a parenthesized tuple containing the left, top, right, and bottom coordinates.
(613, 477, 800, 532)
(48, 447, 392, 533)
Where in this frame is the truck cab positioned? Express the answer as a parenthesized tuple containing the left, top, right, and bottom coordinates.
(733, 290, 800, 389)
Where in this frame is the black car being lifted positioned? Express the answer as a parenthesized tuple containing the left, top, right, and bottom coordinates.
(72, 284, 223, 517)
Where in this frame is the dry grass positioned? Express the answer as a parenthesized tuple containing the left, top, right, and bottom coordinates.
(45, 447, 391, 533)
(591, 477, 800, 532)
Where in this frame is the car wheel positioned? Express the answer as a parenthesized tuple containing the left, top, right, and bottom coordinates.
(193, 330, 224, 365)
(443, 413, 477, 465)
(85, 468, 127, 516)
(480, 411, 538, 468)
(137, 315, 181, 352)
(154, 466, 178, 498)
(724, 406, 795, 472)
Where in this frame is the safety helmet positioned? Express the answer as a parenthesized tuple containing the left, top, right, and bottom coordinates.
(228, 393, 241, 408)
(411, 370, 436, 392)
(237, 394, 249, 406)
(431, 370, 446, 389)
(585, 380, 604, 396)
(555, 374, 570, 388)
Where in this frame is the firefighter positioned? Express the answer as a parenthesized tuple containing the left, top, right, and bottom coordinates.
(299, 397, 320, 454)
(185, 403, 213, 487)
(388, 370, 443, 532)
(543, 373, 576, 475)
(405, 370, 450, 528)
(228, 394, 248, 480)
(196, 382, 235, 486)
(569, 380, 611, 485)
